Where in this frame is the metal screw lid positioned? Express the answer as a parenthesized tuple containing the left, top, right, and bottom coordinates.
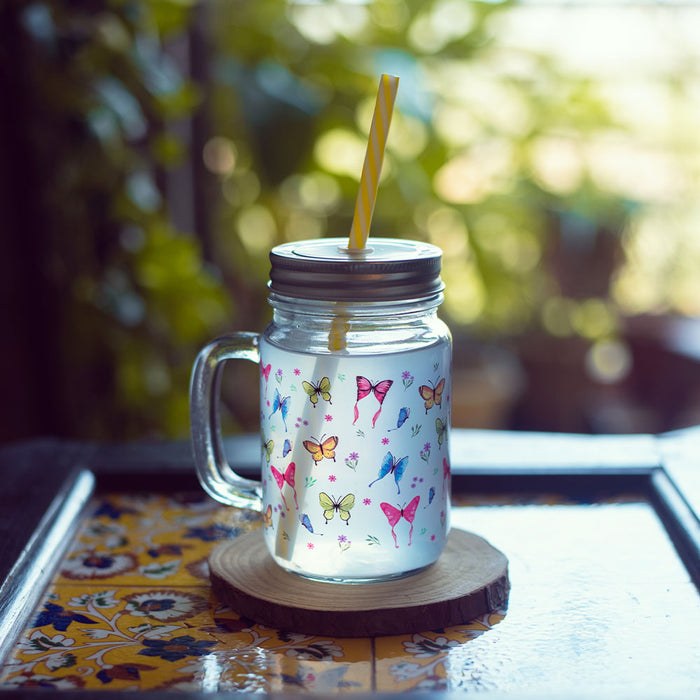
(268, 238, 444, 302)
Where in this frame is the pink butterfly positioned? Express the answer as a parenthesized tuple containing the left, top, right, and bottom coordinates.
(271, 462, 298, 511)
(380, 496, 420, 548)
(261, 363, 271, 397)
(353, 377, 393, 428)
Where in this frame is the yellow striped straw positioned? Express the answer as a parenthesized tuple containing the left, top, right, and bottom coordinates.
(348, 74, 399, 250)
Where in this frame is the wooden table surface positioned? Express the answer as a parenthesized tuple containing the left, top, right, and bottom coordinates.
(0, 428, 698, 698)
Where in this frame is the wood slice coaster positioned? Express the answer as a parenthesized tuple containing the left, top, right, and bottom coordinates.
(209, 528, 509, 637)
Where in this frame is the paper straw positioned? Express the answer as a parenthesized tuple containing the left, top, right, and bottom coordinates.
(348, 74, 399, 250)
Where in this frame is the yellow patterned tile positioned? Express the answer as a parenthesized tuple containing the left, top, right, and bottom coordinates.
(1, 584, 373, 693)
(373, 612, 506, 692)
(56, 493, 261, 587)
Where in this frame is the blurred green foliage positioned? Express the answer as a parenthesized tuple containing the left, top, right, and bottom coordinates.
(10, 0, 231, 439)
(10, 0, 699, 439)
(202, 0, 632, 340)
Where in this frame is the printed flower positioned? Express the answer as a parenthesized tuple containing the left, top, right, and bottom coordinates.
(348, 451, 359, 461)
(363, 498, 371, 505)
(294, 368, 301, 375)
(4, 673, 85, 690)
(96, 663, 157, 685)
(60, 551, 137, 580)
(307, 542, 314, 549)
(402, 370, 412, 380)
(19, 630, 75, 654)
(381, 437, 390, 445)
(147, 544, 184, 558)
(137, 635, 216, 662)
(209, 615, 255, 634)
(183, 523, 242, 542)
(124, 590, 208, 621)
(403, 633, 461, 657)
(92, 500, 138, 520)
(284, 640, 343, 660)
(423, 442, 432, 452)
(68, 590, 118, 609)
(324, 414, 333, 422)
(185, 556, 210, 580)
(32, 602, 97, 632)
(328, 474, 336, 482)
(338, 535, 347, 544)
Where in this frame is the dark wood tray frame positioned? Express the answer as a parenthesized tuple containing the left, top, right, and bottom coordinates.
(1, 428, 698, 699)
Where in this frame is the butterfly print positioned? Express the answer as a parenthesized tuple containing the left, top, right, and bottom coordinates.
(435, 417, 447, 447)
(302, 376, 332, 407)
(428, 486, 436, 504)
(418, 378, 445, 413)
(368, 451, 409, 494)
(263, 504, 273, 530)
(269, 389, 291, 431)
(380, 496, 420, 548)
(283, 438, 292, 457)
(271, 462, 298, 510)
(261, 363, 271, 397)
(388, 406, 410, 431)
(353, 377, 393, 428)
(319, 492, 355, 524)
(299, 512, 323, 535)
(262, 437, 274, 463)
(303, 435, 338, 464)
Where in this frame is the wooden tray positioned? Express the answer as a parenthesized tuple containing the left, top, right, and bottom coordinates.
(209, 527, 509, 637)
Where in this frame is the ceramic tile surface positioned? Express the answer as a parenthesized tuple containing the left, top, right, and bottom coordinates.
(0, 492, 506, 693)
(2, 490, 698, 695)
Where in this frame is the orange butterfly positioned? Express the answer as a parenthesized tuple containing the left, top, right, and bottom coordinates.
(303, 435, 338, 464)
(263, 504, 273, 530)
(418, 378, 445, 414)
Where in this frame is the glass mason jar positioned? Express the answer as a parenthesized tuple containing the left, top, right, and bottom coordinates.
(191, 238, 452, 582)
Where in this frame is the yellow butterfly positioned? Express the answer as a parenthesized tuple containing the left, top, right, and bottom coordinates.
(263, 504, 273, 530)
(303, 435, 338, 464)
(435, 417, 447, 446)
(418, 377, 445, 414)
(262, 437, 274, 463)
(319, 492, 355, 524)
(302, 377, 332, 406)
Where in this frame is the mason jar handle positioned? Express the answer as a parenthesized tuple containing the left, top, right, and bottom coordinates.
(190, 332, 263, 511)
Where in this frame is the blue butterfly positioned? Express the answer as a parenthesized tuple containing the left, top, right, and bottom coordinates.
(283, 439, 292, 457)
(368, 451, 409, 494)
(299, 512, 322, 535)
(269, 389, 290, 431)
(388, 406, 410, 431)
(428, 486, 436, 504)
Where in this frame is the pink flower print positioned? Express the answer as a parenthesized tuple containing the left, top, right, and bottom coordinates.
(294, 368, 301, 376)
(363, 497, 371, 505)
(381, 437, 389, 445)
(431, 534, 436, 541)
(338, 534, 347, 543)
(328, 474, 337, 482)
(349, 451, 359, 461)
(325, 414, 333, 422)
(307, 542, 314, 549)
